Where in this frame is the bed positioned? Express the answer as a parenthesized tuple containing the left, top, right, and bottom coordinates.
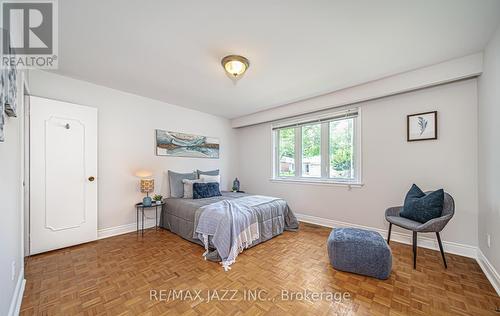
(159, 192, 299, 269)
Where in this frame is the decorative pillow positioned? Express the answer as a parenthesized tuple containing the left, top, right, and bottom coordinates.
(197, 169, 219, 178)
(168, 171, 197, 198)
(400, 184, 444, 223)
(182, 179, 204, 199)
(193, 182, 222, 199)
(199, 174, 220, 184)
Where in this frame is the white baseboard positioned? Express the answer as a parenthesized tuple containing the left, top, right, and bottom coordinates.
(98, 219, 157, 239)
(95, 213, 499, 295)
(295, 213, 477, 258)
(477, 248, 500, 296)
(8, 268, 25, 316)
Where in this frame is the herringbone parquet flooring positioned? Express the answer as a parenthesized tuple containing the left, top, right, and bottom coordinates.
(21, 223, 499, 315)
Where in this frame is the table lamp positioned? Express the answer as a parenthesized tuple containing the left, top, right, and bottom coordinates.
(140, 179, 154, 206)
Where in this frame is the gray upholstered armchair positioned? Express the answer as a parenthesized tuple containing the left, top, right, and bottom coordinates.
(385, 192, 455, 269)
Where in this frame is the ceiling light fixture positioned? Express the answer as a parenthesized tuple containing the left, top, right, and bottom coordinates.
(221, 55, 249, 81)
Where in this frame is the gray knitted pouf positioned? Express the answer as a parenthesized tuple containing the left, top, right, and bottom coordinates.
(327, 227, 392, 280)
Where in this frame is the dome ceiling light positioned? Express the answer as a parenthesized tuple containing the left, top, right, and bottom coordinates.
(221, 55, 249, 81)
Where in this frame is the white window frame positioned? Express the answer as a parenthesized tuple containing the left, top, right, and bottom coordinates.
(271, 107, 363, 187)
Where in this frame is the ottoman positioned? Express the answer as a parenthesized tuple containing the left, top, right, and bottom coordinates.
(327, 227, 392, 280)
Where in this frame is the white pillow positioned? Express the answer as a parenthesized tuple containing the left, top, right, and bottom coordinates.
(199, 174, 220, 184)
(182, 179, 204, 199)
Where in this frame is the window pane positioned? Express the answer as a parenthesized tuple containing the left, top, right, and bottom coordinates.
(278, 128, 295, 177)
(329, 118, 354, 179)
(301, 124, 321, 177)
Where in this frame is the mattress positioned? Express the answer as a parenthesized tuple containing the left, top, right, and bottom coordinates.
(159, 192, 298, 259)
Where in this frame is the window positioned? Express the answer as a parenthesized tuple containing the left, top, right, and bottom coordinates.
(273, 108, 360, 184)
(329, 118, 354, 180)
(301, 123, 321, 177)
(277, 127, 295, 177)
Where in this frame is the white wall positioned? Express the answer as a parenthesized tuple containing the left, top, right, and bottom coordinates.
(26, 67, 482, 252)
(28, 70, 239, 231)
(478, 25, 500, 275)
(237, 79, 478, 247)
(0, 73, 25, 315)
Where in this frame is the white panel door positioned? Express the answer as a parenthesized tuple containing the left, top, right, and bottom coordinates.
(30, 96, 97, 254)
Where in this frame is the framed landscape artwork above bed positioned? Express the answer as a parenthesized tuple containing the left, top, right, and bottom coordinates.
(155, 129, 220, 158)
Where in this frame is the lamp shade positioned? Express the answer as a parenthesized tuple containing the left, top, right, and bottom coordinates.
(135, 170, 153, 178)
(140, 179, 154, 194)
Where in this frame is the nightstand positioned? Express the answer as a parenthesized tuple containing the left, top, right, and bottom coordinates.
(135, 201, 165, 236)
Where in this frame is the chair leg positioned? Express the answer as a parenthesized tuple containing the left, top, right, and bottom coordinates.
(436, 232, 448, 269)
(413, 231, 417, 269)
(387, 223, 392, 244)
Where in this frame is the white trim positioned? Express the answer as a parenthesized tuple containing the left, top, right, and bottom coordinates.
(269, 178, 364, 188)
(294, 125, 301, 177)
(8, 268, 25, 316)
(271, 107, 358, 129)
(295, 213, 477, 258)
(355, 108, 363, 182)
(24, 79, 31, 257)
(477, 248, 500, 296)
(98, 219, 157, 239)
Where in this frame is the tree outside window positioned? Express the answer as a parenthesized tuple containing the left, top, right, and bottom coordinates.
(329, 119, 354, 179)
(278, 127, 295, 176)
(274, 111, 359, 182)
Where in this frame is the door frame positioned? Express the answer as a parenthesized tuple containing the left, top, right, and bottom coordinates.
(23, 74, 30, 258)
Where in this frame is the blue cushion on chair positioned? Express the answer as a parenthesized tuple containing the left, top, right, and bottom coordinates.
(400, 184, 444, 223)
(193, 182, 222, 199)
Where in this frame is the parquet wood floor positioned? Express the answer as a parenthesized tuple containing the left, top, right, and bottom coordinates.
(21, 223, 499, 315)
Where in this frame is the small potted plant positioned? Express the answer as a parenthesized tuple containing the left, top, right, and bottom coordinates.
(153, 194, 163, 204)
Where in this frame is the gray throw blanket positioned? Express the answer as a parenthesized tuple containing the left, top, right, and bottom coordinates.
(194, 195, 282, 271)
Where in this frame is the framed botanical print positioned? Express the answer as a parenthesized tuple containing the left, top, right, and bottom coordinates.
(407, 111, 437, 142)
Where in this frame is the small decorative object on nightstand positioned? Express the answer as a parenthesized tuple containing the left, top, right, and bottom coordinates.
(140, 178, 154, 206)
(232, 177, 240, 192)
(153, 194, 163, 205)
(136, 201, 165, 236)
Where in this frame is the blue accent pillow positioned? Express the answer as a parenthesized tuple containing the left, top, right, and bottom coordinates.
(193, 182, 222, 199)
(400, 184, 444, 223)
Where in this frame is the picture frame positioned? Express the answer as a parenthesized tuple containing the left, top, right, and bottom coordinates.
(407, 111, 437, 142)
(0, 67, 5, 107)
(4, 63, 17, 117)
(0, 102, 5, 142)
(155, 129, 220, 159)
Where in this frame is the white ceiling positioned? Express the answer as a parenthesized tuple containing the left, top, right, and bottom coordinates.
(55, 0, 500, 119)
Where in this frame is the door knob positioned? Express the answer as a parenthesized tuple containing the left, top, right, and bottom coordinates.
(88, 176, 95, 182)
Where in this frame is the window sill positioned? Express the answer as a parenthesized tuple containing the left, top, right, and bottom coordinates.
(269, 178, 364, 188)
